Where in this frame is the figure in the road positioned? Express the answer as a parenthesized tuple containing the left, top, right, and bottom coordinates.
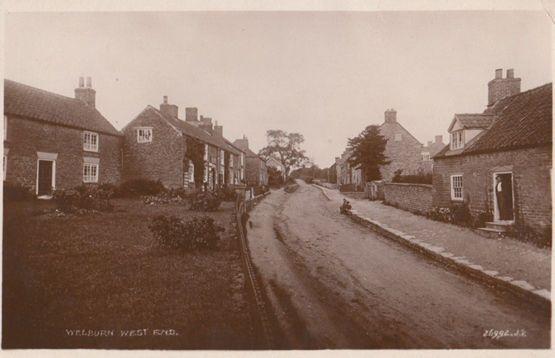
(340, 199, 352, 214)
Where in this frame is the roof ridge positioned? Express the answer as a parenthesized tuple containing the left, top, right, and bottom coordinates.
(5, 78, 84, 104)
(489, 82, 552, 107)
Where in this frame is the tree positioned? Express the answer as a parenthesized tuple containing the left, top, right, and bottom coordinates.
(258, 130, 308, 179)
(347, 125, 390, 182)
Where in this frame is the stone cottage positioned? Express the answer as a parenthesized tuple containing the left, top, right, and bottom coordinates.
(232, 136, 268, 188)
(433, 69, 552, 234)
(3, 78, 122, 197)
(418, 135, 445, 174)
(122, 96, 244, 191)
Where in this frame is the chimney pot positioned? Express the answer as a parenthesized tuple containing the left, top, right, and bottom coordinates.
(78, 77, 84, 88)
(495, 68, 503, 79)
(86, 77, 92, 88)
(507, 68, 514, 78)
(185, 107, 198, 121)
(163, 95, 168, 104)
(488, 68, 521, 105)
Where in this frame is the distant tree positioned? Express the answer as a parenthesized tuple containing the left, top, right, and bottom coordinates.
(347, 125, 390, 182)
(267, 166, 285, 188)
(258, 130, 309, 179)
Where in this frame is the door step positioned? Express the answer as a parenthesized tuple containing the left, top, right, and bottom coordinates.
(485, 221, 512, 232)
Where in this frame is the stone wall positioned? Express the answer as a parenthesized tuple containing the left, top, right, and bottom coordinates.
(383, 182, 433, 215)
(432, 146, 552, 231)
(5, 115, 122, 192)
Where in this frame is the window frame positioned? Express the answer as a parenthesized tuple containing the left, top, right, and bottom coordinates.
(83, 131, 99, 152)
(450, 174, 463, 201)
(450, 130, 464, 150)
(83, 163, 99, 183)
(422, 152, 431, 161)
(136, 127, 153, 143)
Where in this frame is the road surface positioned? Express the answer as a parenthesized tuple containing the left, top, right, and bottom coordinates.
(245, 182, 550, 349)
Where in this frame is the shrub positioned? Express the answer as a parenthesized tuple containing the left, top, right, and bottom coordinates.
(116, 179, 165, 197)
(303, 177, 314, 184)
(189, 191, 222, 211)
(149, 215, 223, 251)
(427, 206, 452, 223)
(505, 224, 552, 248)
(3, 182, 33, 201)
(53, 185, 114, 213)
(472, 211, 494, 228)
(216, 186, 237, 202)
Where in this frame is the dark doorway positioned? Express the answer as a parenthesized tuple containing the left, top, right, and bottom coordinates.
(37, 160, 53, 196)
(494, 173, 514, 221)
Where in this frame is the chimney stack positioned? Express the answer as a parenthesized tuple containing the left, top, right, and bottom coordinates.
(384, 108, 397, 124)
(233, 135, 249, 151)
(488, 68, 521, 106)
(199, 115, 213, 133)
(159, 95, 178, 118)
(74, 76, 96, 107)
(214, 120, 223, 137)
(427, 141, 432, 147)
(435, 135, 443, 144)
(185, 107, 198, 122)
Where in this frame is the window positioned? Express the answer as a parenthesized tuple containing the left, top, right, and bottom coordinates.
(204, 144, 209, 161)
(450, 130, 464, 150)
(83, 131, 99, 152)
(137, 127, 153, 143)
(220, 149, 225, 166)
(422, 152, 431, 161)
(395, 133, 402, 141)
(450, 175, 463, 201)
(83, 163, 99, 183)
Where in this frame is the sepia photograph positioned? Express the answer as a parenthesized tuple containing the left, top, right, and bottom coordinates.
(1, 1, 553, 352)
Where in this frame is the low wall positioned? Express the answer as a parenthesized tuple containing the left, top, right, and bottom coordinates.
(342, 191, 368, 200)
(383, 183, 433, 215)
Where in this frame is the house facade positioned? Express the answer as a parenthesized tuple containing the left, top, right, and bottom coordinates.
(3, 78, 122, 197)
(418, 135, 445, 174)
(433, 69, 552, 232)
(122, 97, 244, 191)
(233, 136, 268, 188)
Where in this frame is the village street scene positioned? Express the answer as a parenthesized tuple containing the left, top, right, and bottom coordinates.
(2, 9, 552, 351)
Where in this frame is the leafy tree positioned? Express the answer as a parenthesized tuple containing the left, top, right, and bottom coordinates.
(258, 130, 308, 179)
(347, 125, 390, 182)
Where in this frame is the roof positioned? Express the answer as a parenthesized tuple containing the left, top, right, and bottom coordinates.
(435, 83, 552, 158)
(447, 114, 494, 132)
(155, 108, 241, 155)
(4, 79, 120, 136)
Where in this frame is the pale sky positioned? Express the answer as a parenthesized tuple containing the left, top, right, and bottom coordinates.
(5, 11, 552, 167)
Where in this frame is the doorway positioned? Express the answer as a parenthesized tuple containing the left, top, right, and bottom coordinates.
(493, 172, 514, 222)
(37, 160, 54, 196)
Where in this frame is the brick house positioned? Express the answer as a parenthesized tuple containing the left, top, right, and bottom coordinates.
(3, 78, 122, 197)
(418, 135, 445, 174)
(122, 96, 244, 191)
(336, 109, 428, 186)
(232, 136, 268, 188)
(433, 69, 552, 233)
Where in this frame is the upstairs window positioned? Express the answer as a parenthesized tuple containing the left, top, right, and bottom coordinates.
(220, 149, 225, 166)
(450, 130, 464, 150)
(137, 127, 153, 143)
(422, 152, 431, 161)
(450, 175, 463, 201)
(83, 131, 99, 152)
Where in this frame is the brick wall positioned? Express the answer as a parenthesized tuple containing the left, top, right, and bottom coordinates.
(433, 146, 552, 230)
(4, 115, 121, 191)
(383, 183, 433, 215)
(122, 108, 185, 189)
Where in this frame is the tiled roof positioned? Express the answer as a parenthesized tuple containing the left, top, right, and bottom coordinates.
(448, 114, 494, 131)
(4, 79, 120, 136)
(156, 108, 241, 155)
(436, 83, 552, 158)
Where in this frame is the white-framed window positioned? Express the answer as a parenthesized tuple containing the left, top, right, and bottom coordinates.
(450, 174, 463, 201)
(450, 130, 464, 150)
(137, 127, 153, 143)
(220, 149, 225, 166)
(422, 152, 431, 161)
(230, 155, 234, 168)
(83, 131, 99, 152)
(204, 144, 209, 161)
(395, 133, 402, 141)
(83, 163, 99, 183)
(188, 161, 195, 183)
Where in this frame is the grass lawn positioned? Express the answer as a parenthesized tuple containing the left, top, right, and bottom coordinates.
(2, 198, 258, 349)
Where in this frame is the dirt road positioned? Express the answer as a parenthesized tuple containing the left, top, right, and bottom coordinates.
(246, 182, 550, 349)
